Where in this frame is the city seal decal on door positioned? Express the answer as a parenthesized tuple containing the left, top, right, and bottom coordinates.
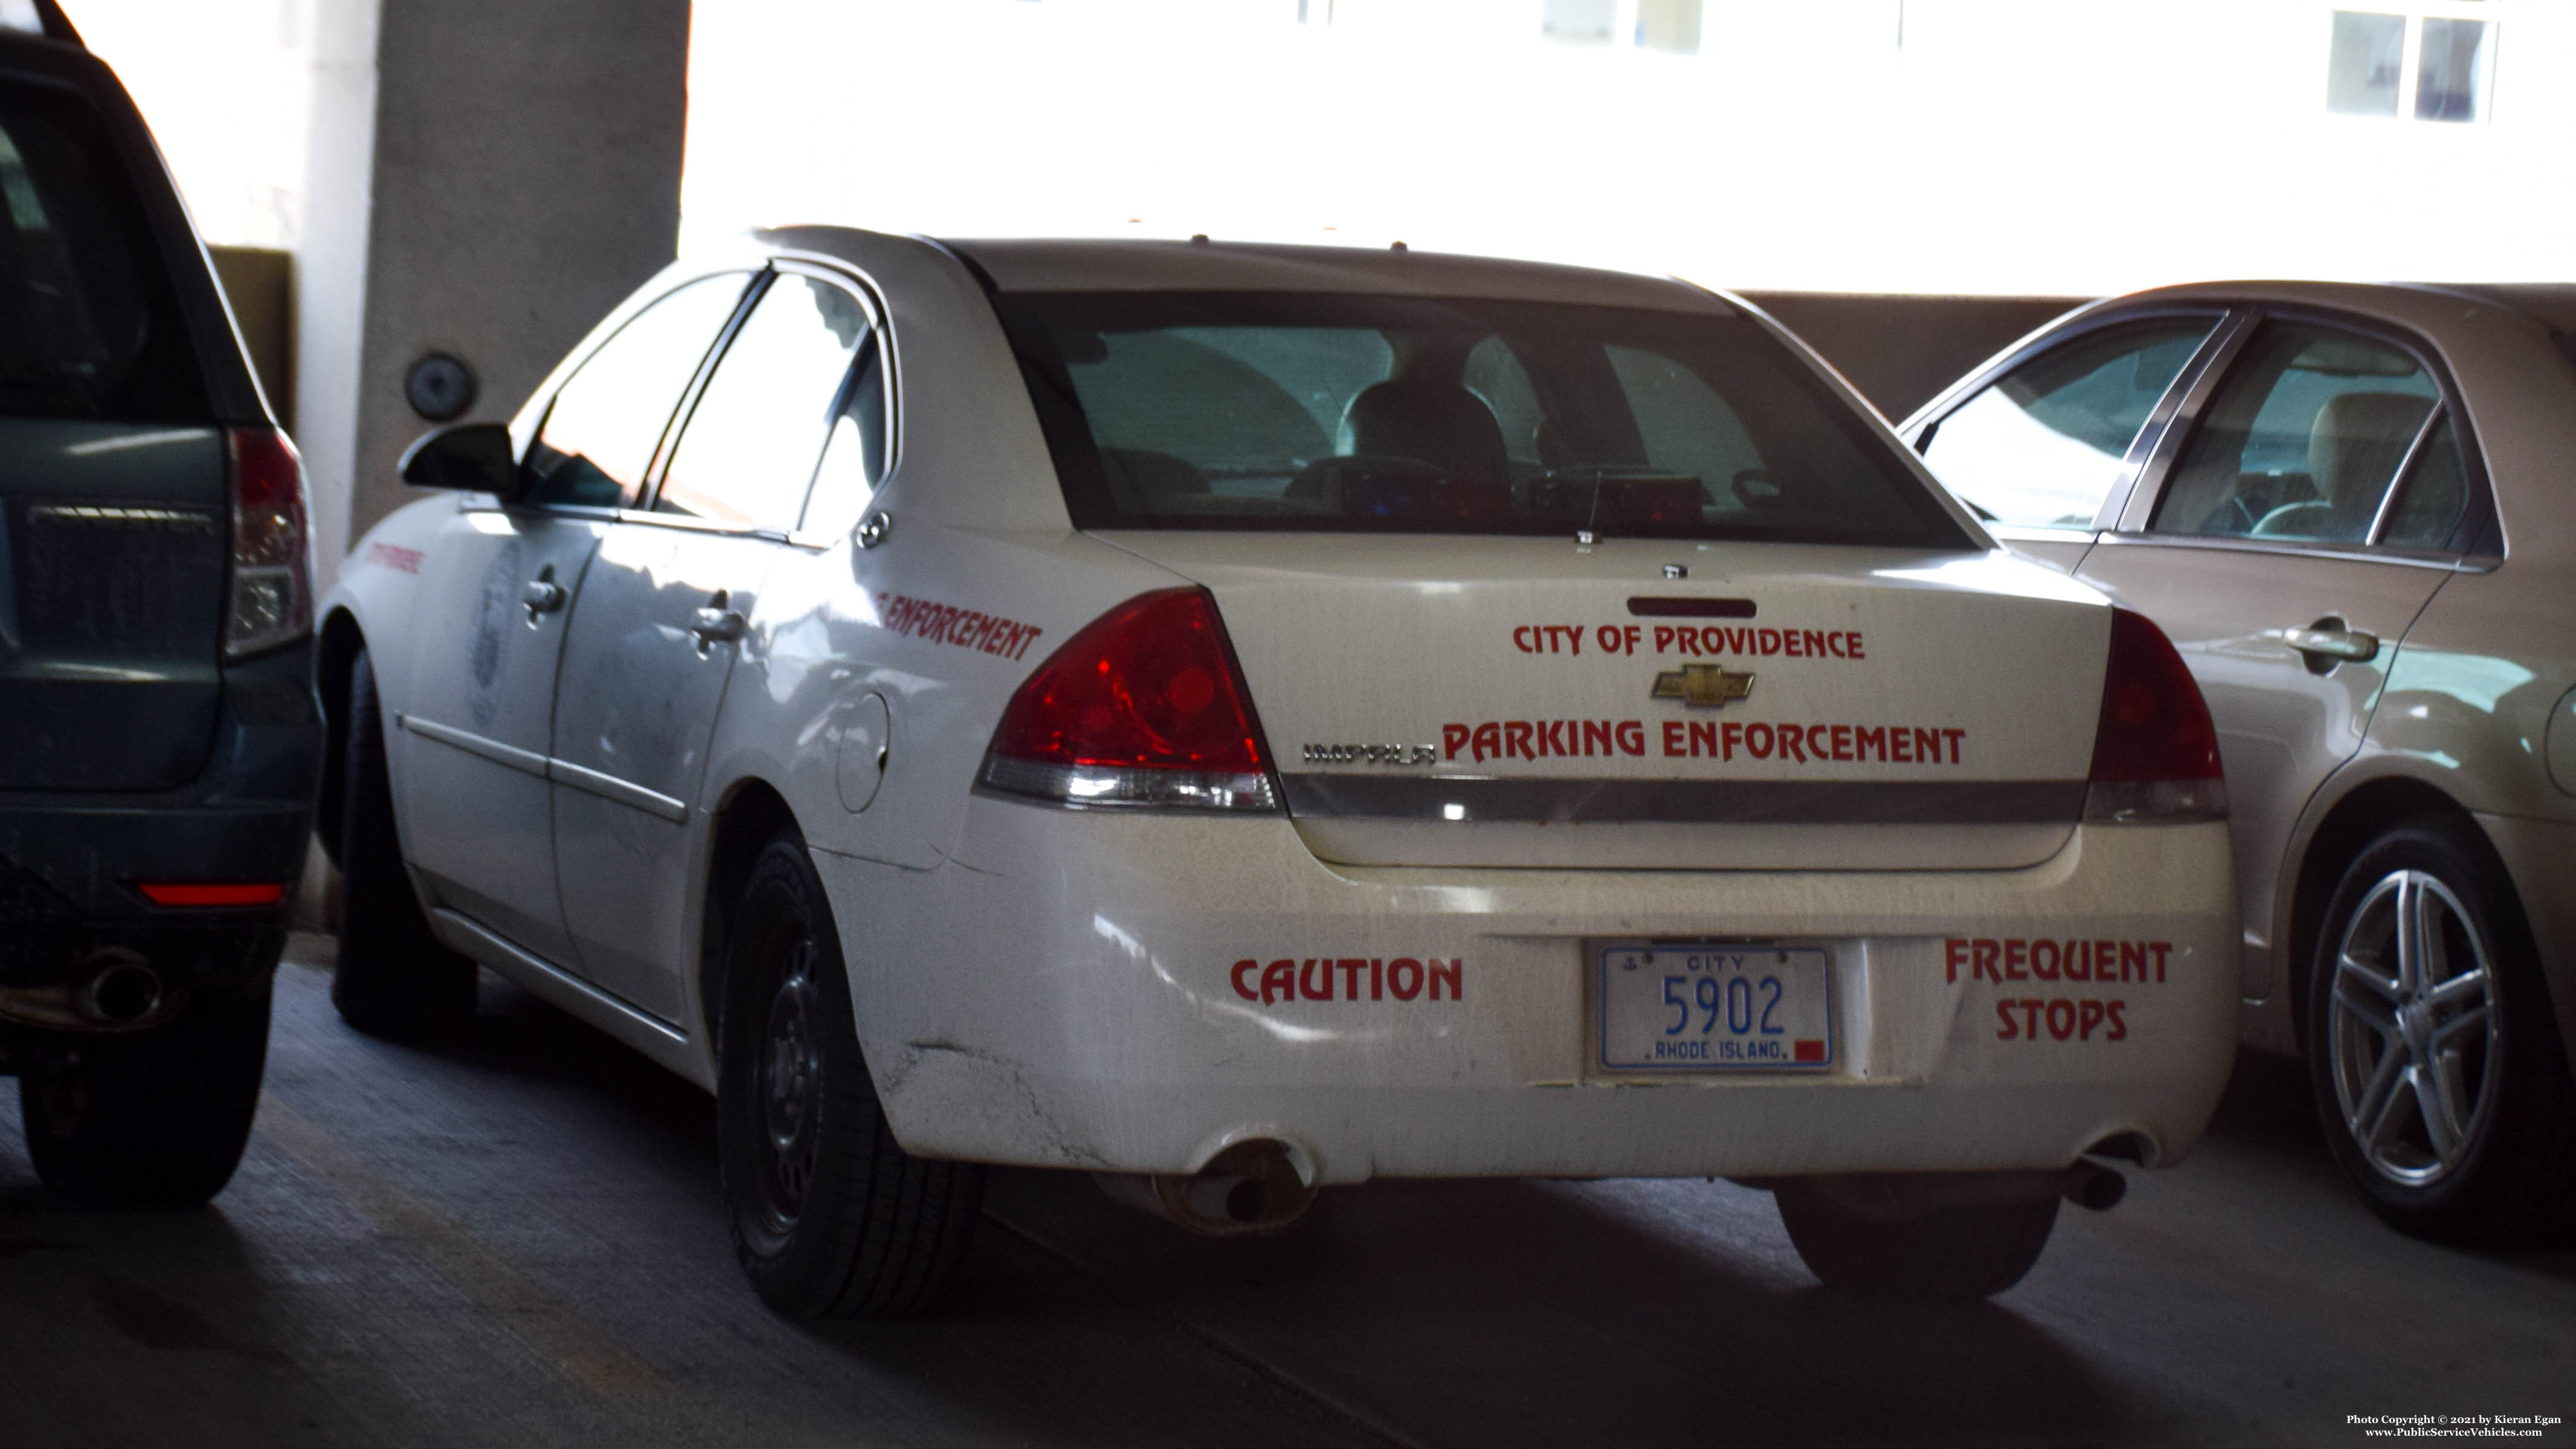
(1649, 663, 1756, 708)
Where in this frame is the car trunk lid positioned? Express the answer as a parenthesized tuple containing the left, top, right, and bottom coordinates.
(1096, 532, 2110, 871)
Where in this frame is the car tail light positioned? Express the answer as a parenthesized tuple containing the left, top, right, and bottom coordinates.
(135, 882, 289, 907)
(2084, 607, 2227, 823)
(977, 587, 1279, 812)
(224, 425, 314, 660)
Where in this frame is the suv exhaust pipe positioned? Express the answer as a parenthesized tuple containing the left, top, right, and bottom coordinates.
(1095, 1139, 1319, 1236)
(0, 950, 175, 1032)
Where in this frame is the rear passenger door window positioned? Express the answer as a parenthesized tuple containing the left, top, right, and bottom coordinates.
(658, 273, 873, 532)
(2148, 321, 2452, 546)
(523, 273, 752, 509)
(1919, 317, 2217, 532)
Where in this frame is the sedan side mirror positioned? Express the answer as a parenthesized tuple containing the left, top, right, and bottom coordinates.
(399, 421, 522, 499)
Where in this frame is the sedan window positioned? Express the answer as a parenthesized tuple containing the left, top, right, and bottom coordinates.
(524, 273, 752, 509)
(1918, 318, 2215, 530)
(659, 274, 872, 532)
(998, 291, 1968, 549)
(2148, 322, 2450, 546)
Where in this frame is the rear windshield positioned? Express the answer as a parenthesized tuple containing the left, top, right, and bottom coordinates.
(0, 81, 207, 421)
(993, 291, 1968, 547)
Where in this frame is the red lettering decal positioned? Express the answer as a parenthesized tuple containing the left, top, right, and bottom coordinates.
(1231, 959, 1259, 999)
(1539, 720, 1567, 757)
(1997, 999, 2021, 1040)
(1623, 625, 1641, 655)
(1615, 720, 1646, 756)
(1747, 723, 1774, 759)
(1973, 939, 2001, 983)
(1338, 958, 1365, 998)
(1662, 720, 1687, 757)
(1443, 723, 1470, 760)
(1563, 626, 1582, 656)
(2047, 999, 2076, 1040)
(1514, 626, 1536, 653)
(1784, 630, 1805, 657)
(1914, 728, 1940, 764)
(1942, 727, 1966, 764)
(1945, 938, 1968, 983)
(2078, 998, 2106, 1039)
(2107, 1001, 2128, 1041)
(1849, 633, 1865, 660)
(2093, 940, 2117, 991)
(1826, 631, 1847, 659)
(2062, 939, 2089, 983)
(2150, 941, 2171, 983)
(2032, 939, 2060, 981)
(1653, 625, 1676, 654)
(1472, 723, 1501, 763)
(1505, 721, 1536, 761)
(1428, 958, 1463, 1001)
(1583, 720, 1614, 757)
(1690, 720, 1719, 758)
(1300, 957, 1333, 1001)
(1855, 724, 1885, 761)
(1260, 960, 1295, 1005)
(1890, 728, 1913, 763)
(1597, 624, 1624, 654)
(1778, 723, 1807, 763)
(2020, 998, 2046, 1038)
(2004, 939, 2029, 980)
(1756, 628, 1780, 654)
(1370, 957, 1384, 1000)
(1388, 957, 1423, 1001)
(1677, 626, 1704, 654)
(2119, 941, 2146, 982)
(1832, 724, 1853, 761)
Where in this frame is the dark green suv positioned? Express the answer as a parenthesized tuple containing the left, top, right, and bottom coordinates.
(1, 7, 320, 1204)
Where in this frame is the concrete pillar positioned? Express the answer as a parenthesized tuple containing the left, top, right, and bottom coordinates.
(294, 0, 690, 576)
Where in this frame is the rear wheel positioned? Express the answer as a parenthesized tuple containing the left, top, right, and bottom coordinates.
(1776, 1180, 2059, 1300)
(20, 983, 272, 1206)
(330, 646, 476, 1040)
(2307, 817, 2576, 1245)
(718, 836, 982, 1317)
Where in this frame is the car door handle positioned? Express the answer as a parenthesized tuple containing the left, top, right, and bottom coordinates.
(521, 578, 567, 618)
(690, 607, 747, 646)
(2284, 627, 2378, 663)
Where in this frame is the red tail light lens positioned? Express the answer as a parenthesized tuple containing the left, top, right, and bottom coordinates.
(2085, 607, 2226, 822)
(224, 425, 314, 660)
(979, 587, 1278, 812)
(137, 882, 290, 908)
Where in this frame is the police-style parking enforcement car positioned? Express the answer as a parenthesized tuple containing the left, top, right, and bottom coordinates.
(321, 231, 2236, 1312)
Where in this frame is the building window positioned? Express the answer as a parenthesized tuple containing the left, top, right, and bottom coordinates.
(2326, 7, 2497, 122)
(1542, 0, 1701, 54)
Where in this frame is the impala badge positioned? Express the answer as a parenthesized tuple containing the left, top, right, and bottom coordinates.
(1650, 663, 1756, 708)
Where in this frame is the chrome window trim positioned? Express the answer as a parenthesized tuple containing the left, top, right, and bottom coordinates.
(2365, 403, 2449, 546)
(2113, 310, 2260, 534)
(2087, 529, 2485, 573)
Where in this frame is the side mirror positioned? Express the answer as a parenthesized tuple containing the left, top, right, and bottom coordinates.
(399, 422, 521, 498)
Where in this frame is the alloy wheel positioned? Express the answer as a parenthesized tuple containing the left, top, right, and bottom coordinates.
(2326, 869, 2502, 1187)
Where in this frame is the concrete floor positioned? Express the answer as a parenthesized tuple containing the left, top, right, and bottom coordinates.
(1, 937, 2569, 1448)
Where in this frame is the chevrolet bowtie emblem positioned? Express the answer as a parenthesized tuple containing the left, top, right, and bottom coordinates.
(1651, 663, 1756, 708)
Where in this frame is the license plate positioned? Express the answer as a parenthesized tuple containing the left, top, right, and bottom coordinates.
(1599, 943, 1833, 1071)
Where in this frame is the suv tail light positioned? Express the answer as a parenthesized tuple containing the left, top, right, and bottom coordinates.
(223, 425, 314, 660)
(977, 587, 1279, 812)
(2084, 607, 2226, 823)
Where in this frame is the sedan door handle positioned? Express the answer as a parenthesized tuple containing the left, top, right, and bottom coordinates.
(2284, 627, 2378, 663)
(521, 578, 568, 618)
(691, 607, 747, 647)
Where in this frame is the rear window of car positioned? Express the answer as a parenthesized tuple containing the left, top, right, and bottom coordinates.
(0, 80, 207, 421)
(993, 291, 1970, 548)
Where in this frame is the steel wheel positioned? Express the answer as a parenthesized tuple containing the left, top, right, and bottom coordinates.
(2325, 868, 2502, 1188)
(755, 937, 825, 1234)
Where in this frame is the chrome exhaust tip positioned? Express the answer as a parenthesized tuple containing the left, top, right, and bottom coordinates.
(80, 954, 164, 1025)
(1095, 1139, 1319, 1237)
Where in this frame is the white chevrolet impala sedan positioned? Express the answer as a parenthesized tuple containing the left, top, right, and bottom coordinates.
(318, 231, 2237, 1313)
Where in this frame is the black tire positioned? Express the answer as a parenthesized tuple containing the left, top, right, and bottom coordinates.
(1776, 1180, 2059, 1300)
(717, 837, 982, 1317)
(2305, 816, 2576, 1245)
(331, 646, 476, 1039)
(20, 984, 273, 1205)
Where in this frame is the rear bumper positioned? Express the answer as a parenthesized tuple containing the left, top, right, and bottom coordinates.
(826, 800, 2238, 1185)
(0, 643, 317, 996)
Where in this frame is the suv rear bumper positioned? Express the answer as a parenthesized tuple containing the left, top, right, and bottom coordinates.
(828, 800, 2238, 1186)
(0, 644, 318, 1004)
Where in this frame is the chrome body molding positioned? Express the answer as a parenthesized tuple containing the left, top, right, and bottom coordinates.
(400, 713, 689, 822)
